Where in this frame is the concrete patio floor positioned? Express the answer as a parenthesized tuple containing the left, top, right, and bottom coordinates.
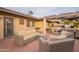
(0, 37, 79, 52)
(0, 37, 39, 52)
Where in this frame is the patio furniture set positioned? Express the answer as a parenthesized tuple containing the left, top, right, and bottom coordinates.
(14, 25, 75, 52)
(39, 28, 75, 52)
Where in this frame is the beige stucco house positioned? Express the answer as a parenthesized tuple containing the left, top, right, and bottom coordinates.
(0, 7, 45, 40)
(0, 7, 78, 40)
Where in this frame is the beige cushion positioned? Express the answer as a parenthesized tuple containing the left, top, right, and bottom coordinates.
(15, 29, 36, 36)
(15, 31, 25, 36)
(26, 29, 36, 34)
(61, 31, 72, 37)
(51, 35, 67, 39)
(23, 33, 38, 40)
(61, 31, 69, 35)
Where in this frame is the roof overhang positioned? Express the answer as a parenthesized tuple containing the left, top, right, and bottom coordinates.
(0, 7, 43, 20)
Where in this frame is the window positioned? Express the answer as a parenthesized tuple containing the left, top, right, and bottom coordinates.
(19, 19, 24, 25)
(32, 20, 35, 27)
(27, 20, 30, 27)
(27, 20, 35, 27)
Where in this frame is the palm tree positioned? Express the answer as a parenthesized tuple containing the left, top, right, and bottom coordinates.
(28, 11, 33, 15)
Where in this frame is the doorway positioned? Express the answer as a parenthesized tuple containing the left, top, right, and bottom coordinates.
(4, 17, 13, 37)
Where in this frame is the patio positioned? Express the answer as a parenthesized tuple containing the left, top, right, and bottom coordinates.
(0, 37, 79, 52)
(0, 37, 39, 52)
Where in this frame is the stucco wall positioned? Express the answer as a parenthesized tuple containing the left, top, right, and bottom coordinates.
(0, 15, 4, 40)
(35, 21, 43, 32)
(13, 17, 27, 33)
(13, 18, 36, 34)
(0, 14, 29, 40)
(0, 13, 42, 40)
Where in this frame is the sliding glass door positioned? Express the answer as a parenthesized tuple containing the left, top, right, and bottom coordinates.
(4, 17, 13, 37)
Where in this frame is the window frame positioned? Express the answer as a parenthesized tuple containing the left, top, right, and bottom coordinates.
(19, 19, 24, 25)
(27, 19, 35, 27)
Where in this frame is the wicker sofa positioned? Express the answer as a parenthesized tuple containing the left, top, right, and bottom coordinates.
(39, 39, 74, 52)
(39, 31, 75, 52)
(14, 29, 39, 47)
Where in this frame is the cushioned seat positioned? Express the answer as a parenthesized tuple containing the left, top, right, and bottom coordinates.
(14, 29, 39, 47)
(23, 33, 38, 40)
(51, 35, 67, 40)
(61, 31, 72, 37)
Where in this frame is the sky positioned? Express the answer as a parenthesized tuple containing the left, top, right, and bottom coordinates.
(6, 7, 79, 17)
